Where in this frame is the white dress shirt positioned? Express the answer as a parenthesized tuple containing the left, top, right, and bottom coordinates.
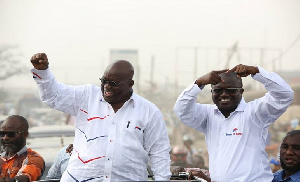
(31, 68, 171, 181)
(173, 66, 294, 182)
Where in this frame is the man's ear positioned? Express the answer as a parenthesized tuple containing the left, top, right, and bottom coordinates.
(240, 88, 244, 94)
(23, 131, 29, 138)
(129, 80, 134, 87)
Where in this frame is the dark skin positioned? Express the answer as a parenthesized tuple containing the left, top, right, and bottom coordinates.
(195, 64, 259, 118)
(66, 143, 73, 155)
(188, 170, 211, 182)
(30, 53, 134, 113)
(101, 60, 134, 112)
(0, 116, 30, 182)
(170, 166, 211, 182)
(279, 134, 300, 179)
(30, 53, 49, 70)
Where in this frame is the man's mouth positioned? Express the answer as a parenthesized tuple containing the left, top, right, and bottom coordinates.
(219, 99, 230, 103)
(2, 143, 13, 148)
(284, 157, 295, 165)
(3, 142, 12, 145)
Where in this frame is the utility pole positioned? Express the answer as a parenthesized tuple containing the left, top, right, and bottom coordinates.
(194, 47, 198, 79)
(150, 55, 154, 87)
(225, 42, 238, 69)
(175, 47, 179, 95)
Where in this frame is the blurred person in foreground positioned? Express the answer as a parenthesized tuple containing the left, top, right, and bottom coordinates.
(174, 64, 294, 182)
(170, 145, 189, 168)
(272, 130, 300, 182)
(182, 134, 197, 167)
(30, 53, 171, 181)
(0, 115, 45, 182)
(45, 144, 73, 180)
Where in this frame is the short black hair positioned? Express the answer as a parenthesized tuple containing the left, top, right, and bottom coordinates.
(286, 130, 300, 137)
(6, 115, 29, 131)
(220, 72, 243, 87)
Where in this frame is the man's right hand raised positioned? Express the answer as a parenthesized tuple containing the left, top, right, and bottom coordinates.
(30, 53, 49, 70)
(194, 69, 228, 87)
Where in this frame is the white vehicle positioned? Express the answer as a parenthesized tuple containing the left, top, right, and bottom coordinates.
(27, 124, 75, 180)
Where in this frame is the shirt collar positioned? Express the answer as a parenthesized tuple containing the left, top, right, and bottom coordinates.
(289, 170, 300, 181)
(275, 170, 300, 181)
(1, 145, 27, 160)
(126, 92, 136, 108)
(235, 98, 247, 111)
(16, 145, 27, 156)
(100, 91, 136, 108)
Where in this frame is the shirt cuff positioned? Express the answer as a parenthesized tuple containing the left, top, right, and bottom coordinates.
(30, 67, 52, 81)
(183, 83, 203, 97)
(251, 66, 267, 84)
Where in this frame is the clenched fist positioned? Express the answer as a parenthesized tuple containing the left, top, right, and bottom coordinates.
(30, 53, 49, 70)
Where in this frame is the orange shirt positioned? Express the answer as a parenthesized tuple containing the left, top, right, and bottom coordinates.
(0, 147, 45, 181)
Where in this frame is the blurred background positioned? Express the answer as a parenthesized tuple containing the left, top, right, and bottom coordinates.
(1, 0, 300, 177)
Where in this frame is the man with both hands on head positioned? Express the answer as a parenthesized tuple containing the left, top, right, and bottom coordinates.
(30, 53, 171, 181)
(174, 64, 294, 182)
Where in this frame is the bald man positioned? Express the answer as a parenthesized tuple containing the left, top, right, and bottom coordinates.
(0, 115, 45, 182)
(30, 53, 171, 181)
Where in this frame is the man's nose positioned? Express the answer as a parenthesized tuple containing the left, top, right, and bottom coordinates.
(220, 90, 229, 96)
(286, 146, 295, 155)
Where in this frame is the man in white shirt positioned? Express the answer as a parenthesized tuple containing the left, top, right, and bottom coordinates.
(173, 64, 294, 182)
(30, 53, 171, 181)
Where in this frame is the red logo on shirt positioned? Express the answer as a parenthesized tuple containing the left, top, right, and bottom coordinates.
(226, 128, 243, 136)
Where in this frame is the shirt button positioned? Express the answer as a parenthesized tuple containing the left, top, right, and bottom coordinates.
(108, 158, 109, 160)
(106, 176, 109, 178)
(110, 140, 112, 142)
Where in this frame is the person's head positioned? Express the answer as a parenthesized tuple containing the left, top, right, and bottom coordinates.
(211, 72, 244, 116)
(279, 130, 300, 175)
(100, 60, 134, 108)
(183, 135, 193, 147)
(0, 115, 29, 155)
(171, 145, 188, 166)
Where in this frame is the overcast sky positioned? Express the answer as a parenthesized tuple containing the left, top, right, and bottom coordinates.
(1, 0, 300, 89)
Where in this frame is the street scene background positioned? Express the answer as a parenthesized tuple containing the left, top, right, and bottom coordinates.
(1, 0, 300, 177)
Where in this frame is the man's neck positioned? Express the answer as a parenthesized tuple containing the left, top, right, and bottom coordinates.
(5, 146, 26, 159)
(283, 170, 295, 180)
(5, 151, 17, 159)
(111, 93, 133, 113)
(221, 111, 230, 118)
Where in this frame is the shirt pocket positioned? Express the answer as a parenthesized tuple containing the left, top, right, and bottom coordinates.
(121, 121, 147, 159)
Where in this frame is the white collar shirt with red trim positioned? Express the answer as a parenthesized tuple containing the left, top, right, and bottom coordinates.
(173, 66, 294, 182)
(31, 68, 171, 182)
